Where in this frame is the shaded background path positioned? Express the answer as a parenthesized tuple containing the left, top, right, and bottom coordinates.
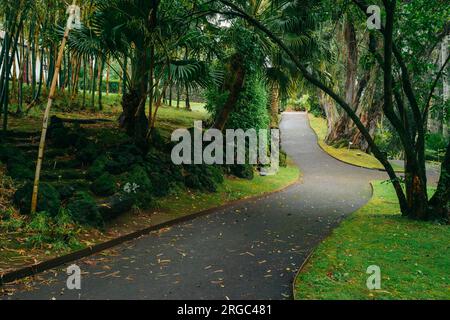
(4, 113, 401, 300)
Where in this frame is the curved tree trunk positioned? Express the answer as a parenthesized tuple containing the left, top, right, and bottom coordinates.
(119, 89, 148, 149)
(270, 83, 280, 128)
(326, 20, 358, 145)
(213, 54, 246, 131)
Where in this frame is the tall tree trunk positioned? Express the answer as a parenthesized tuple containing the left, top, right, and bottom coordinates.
(185, 85, 191, 111)
(148, 45, 155, 126)
(442, 35, 449, 138)
(404, 157, 429, 220)
(184, 46, 191, 111)
(106, 59, 110, 96)
(270, 82, 280, 128)
(122, 54, 127, 96)
(350, 67, 382, 152)
(98, 57, 105, 110)
(91, 57, 97, 109)
(429, 142, 450, 221)
(326, 20, 358, 144)
(82, 57, 87, 108)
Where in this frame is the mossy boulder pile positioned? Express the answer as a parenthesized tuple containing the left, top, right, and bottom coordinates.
(0, 145, 34, 181)
(66, 191, 103, 227)
(91, 173, 117, 197)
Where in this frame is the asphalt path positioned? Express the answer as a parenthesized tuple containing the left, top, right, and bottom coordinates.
(4, 112, 415, 300)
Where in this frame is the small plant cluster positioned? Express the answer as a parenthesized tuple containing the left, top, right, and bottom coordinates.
(0, 164, 16, 214)
(285, 95, 324, 117)
(1, 209, 82, 252)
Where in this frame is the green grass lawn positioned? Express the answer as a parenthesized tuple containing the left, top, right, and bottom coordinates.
(308, 114, 403, 171)
(294, 181, 449, 300)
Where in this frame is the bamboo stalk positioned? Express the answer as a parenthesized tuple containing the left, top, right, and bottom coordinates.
(31, 1, 77, 214)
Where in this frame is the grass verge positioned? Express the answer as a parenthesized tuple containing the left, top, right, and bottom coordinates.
(294, 181, 449, 300)
(158, 159, 300, 217)
(308, 114, 403, 171)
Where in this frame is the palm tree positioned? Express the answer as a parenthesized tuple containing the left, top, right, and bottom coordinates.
(68, 0, 219, 147)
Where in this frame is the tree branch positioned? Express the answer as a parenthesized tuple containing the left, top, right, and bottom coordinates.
(422, 53, 450, 122)
(216, 0, 409, 213)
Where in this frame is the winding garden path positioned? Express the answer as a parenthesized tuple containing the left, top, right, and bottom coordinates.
(8, 112, 391, 300)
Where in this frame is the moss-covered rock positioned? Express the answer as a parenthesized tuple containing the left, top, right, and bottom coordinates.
(0, 145, 30, 167)
(143, 148, 183, 197)
(76, 142, 100, 165)
(87, 156, 108, 180)
(14, 182, 61, 216)
(148, 128, 171, 152)
(66, 191, 103, 227)
(53, 184, 76, 200)
(185, 174, 203, 190)
(105, 145, 143, 175)
(91, 173, 116, 197)
(148, 172, 171, 197)
(120, 165, 154, 208)
(49, 127, 72, 148)
(98, 193, 134, 221)
(230, 164, 254, 180)
(48, 115, 65, 131)
(7, 163, 34, 180)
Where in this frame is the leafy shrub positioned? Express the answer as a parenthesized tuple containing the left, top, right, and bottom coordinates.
(374, 127, 403, 159)
(279, 150, 288, 168)
(91, 173, 117, 196)
(14, 182, 61, 216)
(148, 172, 171, 197)
(307, 96, 325, 117)
(144, 148, 183, 196)
(76, 142, 100, 165)
(66, 191, 103, 227)
(184, 165, 224, 192)
(205, 73, 268, 181)
(229, 164, 254, 180)
(424, 133, 447, 161)
(289, 98, 307, 112)
(24, 210, 82, 251)
(426, 133, 448, 152)
(206, 75, 269, 131)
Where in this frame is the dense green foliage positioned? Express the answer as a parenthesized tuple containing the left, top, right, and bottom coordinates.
(14, 182, 61, 217)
